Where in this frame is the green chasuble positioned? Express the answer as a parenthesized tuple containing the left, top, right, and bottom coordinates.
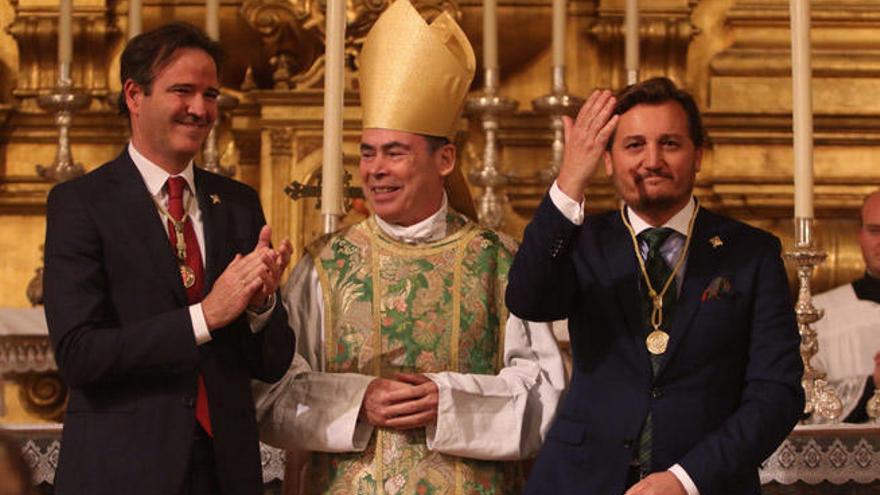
(304, 210, 524, 495)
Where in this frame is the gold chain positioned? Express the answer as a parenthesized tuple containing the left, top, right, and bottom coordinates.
(153, 189, 193, 263)
(619, 199, 699, 338)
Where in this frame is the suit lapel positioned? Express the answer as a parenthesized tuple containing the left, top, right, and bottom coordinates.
(111, 151, 188, 305)
(656, 208, 722, 377)
(597, 213, 653, 370)
(195, 168, 228, 292)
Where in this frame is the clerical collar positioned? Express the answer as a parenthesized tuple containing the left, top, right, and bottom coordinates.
(626, 196, 696, 237)
(852, 272, 880, 303)
(373, 194, 448, 244)
(129, 142, 197, 197)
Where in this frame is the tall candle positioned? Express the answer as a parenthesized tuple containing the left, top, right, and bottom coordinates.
(321, 0, 345, 232)
(483, 0, 498, 71)
(790, 0, 813, 219)
(624, 0, 638, 84)
(206, 0, 220, 41)
(552, 0, 566, 69)
(59, 0, 72, 81)
(128, 0, 142, 39)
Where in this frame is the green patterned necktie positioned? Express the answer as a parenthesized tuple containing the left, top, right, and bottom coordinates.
(636, 227, 678, 473)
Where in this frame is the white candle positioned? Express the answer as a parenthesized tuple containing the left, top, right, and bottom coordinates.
(790, 0, 813, 219)
(59, 0, 72, 81)
(321, 0, 345, 231)
(128, 0, 142, 39)
(483, 0, 498, 71)
(206, 0, 220, 41)
(552, 0, 566, 69)
(624, 0, 639, 82)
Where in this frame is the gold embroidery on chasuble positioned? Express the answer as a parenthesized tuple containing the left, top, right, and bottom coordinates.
(305, 212, 523, 495)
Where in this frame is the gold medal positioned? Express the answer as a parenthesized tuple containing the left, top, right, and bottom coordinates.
(620, 199, 700, 358)
(646, 330, 670, 355)
(180, 264, 196, 289)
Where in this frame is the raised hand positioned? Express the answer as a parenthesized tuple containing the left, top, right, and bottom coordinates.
(556, 89, 620, 201)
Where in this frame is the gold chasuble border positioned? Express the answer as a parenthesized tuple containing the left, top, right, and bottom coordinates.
(307, 246, 336, 372)
(363, 217, 482, 495)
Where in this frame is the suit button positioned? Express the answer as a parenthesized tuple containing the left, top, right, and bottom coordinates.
(182, 396, 196, 408)
(651, 388, 663, 399)
(623, 439, 633, 449)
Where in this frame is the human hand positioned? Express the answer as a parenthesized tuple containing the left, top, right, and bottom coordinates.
(202, 247, 276, 330)
(623, 471, 687, 495)
(360, 373, 439, 430)
(556, 89, 620, 201)
(246, 226, 293, 309)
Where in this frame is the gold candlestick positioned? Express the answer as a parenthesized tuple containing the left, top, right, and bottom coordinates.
(785, 217, 842, 422)
(465, 67, 517, 229)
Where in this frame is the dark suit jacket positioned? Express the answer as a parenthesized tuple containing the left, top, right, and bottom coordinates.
(506, 195, 804, 495)
(43, 150, 296, 495)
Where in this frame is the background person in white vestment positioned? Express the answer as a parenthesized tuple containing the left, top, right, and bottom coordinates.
(253, 1, 565, 493)
(812, 190, 880, 423)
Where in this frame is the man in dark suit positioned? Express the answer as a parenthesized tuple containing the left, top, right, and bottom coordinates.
(43, 23, 295, 495)
(506, 77, 804, 494)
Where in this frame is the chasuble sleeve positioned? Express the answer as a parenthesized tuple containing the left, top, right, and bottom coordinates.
(254, 256, 376, 453)
(423, 316, 566, 460)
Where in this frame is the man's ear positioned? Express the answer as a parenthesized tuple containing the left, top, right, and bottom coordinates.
(436, 143, 456, 178)
(694, 148, 703, 173)
(123, 79, 144, 116)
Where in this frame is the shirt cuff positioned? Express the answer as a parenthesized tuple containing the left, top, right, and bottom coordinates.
(669, 464, 699, 495)
(549, 180, 585, 225)
(246, 293, 276, 333)
(190, 304, 212, 345)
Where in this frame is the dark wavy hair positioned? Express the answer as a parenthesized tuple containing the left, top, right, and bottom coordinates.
(118, 22, 223, 116)
(607, 77, 705, 150)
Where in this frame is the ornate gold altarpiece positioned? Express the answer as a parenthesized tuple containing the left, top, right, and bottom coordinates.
(1, 0, 880, 490)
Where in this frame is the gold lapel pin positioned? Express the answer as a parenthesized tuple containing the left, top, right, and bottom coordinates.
(709, 235, 723, 248)
(210, 194, 221, 205)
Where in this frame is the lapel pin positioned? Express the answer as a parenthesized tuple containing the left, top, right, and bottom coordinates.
(210, 194, 221, 205)
(709, 235, 723, 248)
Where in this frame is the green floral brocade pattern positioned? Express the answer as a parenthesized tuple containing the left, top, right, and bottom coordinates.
(304, 212, 522, 495)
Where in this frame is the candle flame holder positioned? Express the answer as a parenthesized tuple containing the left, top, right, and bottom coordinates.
(532, 65, 584, 183)
(465, 68, 518, 229)
(36, 77, 91, 183)
(784, 217, 843, 422)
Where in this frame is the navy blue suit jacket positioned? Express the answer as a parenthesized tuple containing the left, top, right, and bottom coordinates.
(506, 195, 804, 494)
(43, 151, 295, 495)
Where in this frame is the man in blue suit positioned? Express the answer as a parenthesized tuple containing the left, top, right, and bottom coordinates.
(506, 77, 804, 494)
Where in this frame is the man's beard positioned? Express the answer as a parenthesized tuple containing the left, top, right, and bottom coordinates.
(618, 172, 696, 214)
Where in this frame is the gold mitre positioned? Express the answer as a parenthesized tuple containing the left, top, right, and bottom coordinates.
(359, 0, 476, 139)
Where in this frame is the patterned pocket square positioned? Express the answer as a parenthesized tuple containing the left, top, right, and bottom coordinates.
(701, 276, 734, 302)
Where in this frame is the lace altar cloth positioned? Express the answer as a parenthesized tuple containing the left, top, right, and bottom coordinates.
(760, 424, 880, 485)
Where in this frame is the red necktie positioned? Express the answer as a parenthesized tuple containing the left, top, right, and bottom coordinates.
(166, 176, 212, 437)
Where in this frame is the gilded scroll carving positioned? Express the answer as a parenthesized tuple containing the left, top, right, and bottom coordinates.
(241, 0, 461, 90)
